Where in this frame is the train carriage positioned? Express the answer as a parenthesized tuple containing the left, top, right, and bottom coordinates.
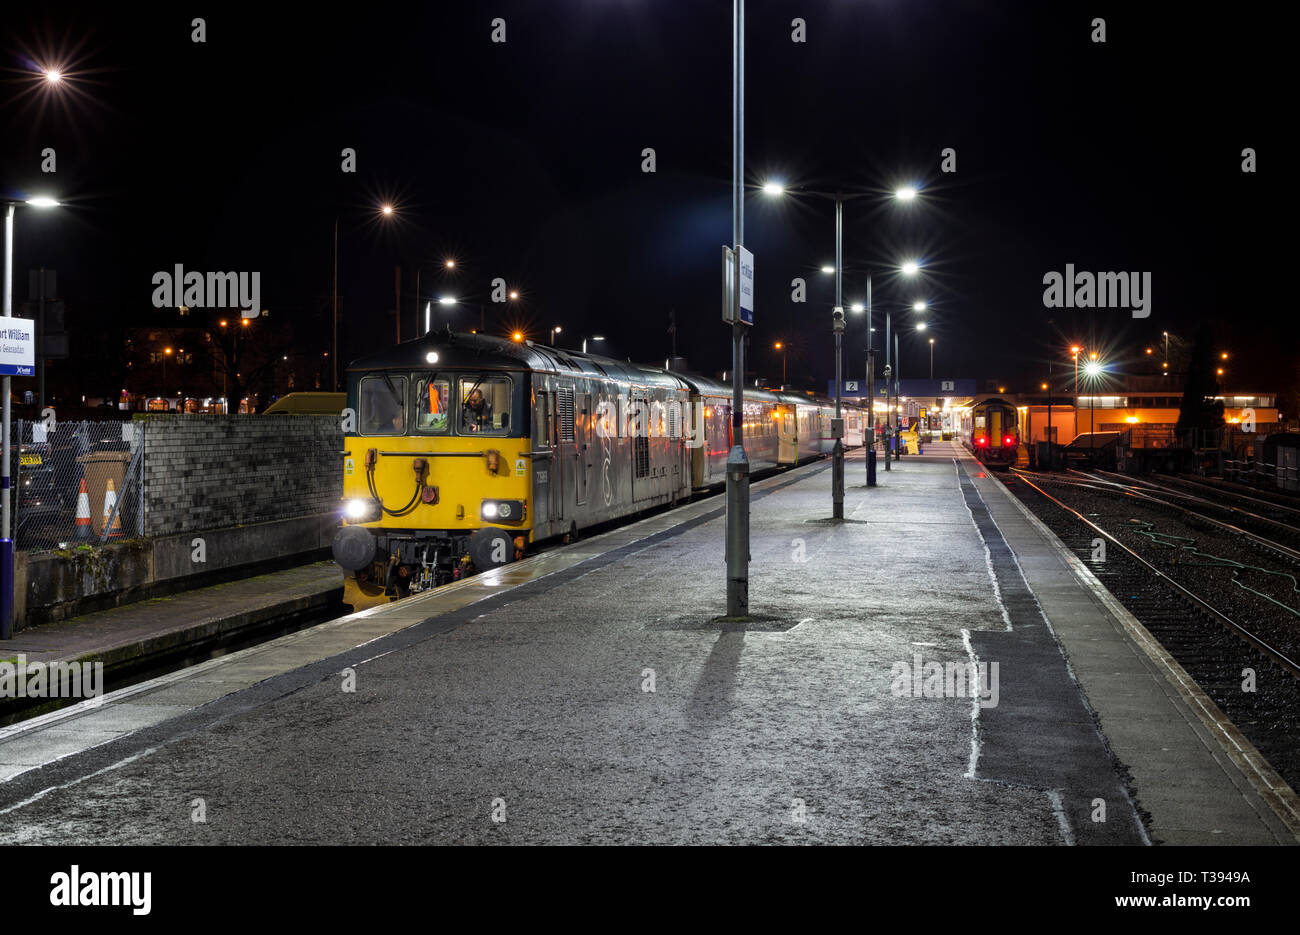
(958, 396, 1020, 468)
(333, 330, 865, 608)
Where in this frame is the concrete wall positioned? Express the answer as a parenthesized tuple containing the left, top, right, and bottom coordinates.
(141, 415, 342, 536)
(16, 514, 338, 629)
(13, 416, 344, 631)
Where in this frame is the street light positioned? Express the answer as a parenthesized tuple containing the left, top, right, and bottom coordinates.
(582, 335, 605, 354)
(774, 341, 786, 387)
(550, 325, 563, 346)
(930, 337, 936, 380)
(1083, 358, 1104, 434)
(912, 300, 927, 312)
(416, 259, 461, 336)
(333, 203, 396, 391)
(761, 181, 920, 499)
(3, 194, 63, 638)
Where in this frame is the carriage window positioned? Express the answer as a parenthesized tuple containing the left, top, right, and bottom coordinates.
(360, 375, 407, 435)
(458, 375, 514, 435)
(414, 377, 451, 434)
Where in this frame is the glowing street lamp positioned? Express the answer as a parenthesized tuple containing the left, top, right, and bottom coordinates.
(912, 300, 927, 312)
(774, 341, 787, 387)
(4, 193, 64, 637)
(1083, 358, 1104, 433)
(761, 179, 922, 484)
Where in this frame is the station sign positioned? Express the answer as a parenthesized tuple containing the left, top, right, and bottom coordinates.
(0, 318, 36, 377)
(737, 246, 754, 324)
(721, 245, 754, 326)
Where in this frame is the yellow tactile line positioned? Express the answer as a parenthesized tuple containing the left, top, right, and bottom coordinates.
(984, 463, 1300, 842)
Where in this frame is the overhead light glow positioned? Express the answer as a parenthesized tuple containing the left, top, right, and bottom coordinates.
(916, 322, 927, 331)
(438, 297, 456, 305)
(849, 303, 865, 313)
(900, 261, 920, 276)
(820, 265, 835, 274)
(895, 186, 917, 201)
(762, 181, 785, 195)
(912, 300, 927, 311)
(425, 352, 439, 364)
(26, 196, 61, 208)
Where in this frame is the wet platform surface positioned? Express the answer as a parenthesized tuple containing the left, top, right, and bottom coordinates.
(0, 442, 1295, 844)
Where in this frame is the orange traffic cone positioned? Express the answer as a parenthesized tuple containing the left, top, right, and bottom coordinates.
(102, 478, 124, 538)
(75, 478, 93, 539)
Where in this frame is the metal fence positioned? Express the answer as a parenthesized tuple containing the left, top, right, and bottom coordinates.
(7, 420, 144, 552)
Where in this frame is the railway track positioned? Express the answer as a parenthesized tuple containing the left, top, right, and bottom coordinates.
(999, 468, 1300, 793)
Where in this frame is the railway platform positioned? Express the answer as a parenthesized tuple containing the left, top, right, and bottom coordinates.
(0, 442, 1295, 844)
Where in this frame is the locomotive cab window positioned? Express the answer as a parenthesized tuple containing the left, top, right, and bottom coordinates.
(459, 375, 514, 435)
(359, 375, 408, 435)
(414, 377, 451, 434)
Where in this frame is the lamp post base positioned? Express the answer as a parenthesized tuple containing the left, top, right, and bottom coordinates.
(832, 439, 844, 519)
(725, 445, 750, 617)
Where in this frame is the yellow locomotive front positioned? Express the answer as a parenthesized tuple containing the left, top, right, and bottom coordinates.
(332, 333, 536, 609)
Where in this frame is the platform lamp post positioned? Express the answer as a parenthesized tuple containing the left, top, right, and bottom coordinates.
(582, 335, 604, 354)
(550, 325, 562, 347)
(333, 204, 397, 390)
(415, 259, 457, 337)
(1084, 356, 1103, 436)
(3, 195, 62, 639)
(1070, 345, 1081, 432)
(774, 341, 785, 388)
(760, 186, 920, 505)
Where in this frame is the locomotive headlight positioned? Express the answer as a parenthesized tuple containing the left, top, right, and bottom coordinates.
(480, 499, 525, 523)
(343, 498, 381, 522)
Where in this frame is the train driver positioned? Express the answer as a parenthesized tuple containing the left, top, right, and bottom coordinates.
(462, 387, 493, 432)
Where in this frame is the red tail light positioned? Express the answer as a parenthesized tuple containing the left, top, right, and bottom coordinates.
(1004, 436, 1015, 446)
(975, 436, 988, 446)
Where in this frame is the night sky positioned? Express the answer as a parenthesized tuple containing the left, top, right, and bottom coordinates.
(1, 2, 1285, 400)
